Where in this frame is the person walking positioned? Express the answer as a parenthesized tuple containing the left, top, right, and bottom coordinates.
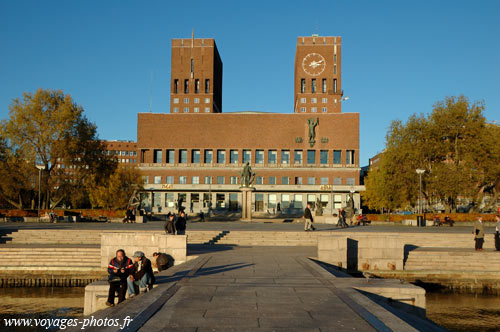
(495, 215, 500, 251)
(338, 208, 348, 228)
(175, 211, 187, 235)
(164, 213, 176, 235)
(473, 216, 485, 251)
(303, 203, 315, 231)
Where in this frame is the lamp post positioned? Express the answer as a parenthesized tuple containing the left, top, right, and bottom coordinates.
(416, 169, 425, 214)
(36, 164, 46, 221)
(330, 185, 334, 215)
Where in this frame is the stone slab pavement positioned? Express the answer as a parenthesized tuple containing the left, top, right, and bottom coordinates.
(67, 246, 446, 332)
(0, 220, 494, 234)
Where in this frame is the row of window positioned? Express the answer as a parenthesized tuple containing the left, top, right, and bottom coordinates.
(157, 192, 342, 210)
(173, 97, 211, 104)
(106, 150, 137, 156)
(173, 107, 211, 113)
(299, 107, 328, 113)
(300, 78, 337, 94)
(144, 175, 355, 186)
(151, 149, 356, 165)
(173, 79, 210, 94)
(300, 97, 329, 104)
(118, 159, 137, 163)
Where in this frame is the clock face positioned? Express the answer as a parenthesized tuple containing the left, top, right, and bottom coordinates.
(302, 53, 326, 76)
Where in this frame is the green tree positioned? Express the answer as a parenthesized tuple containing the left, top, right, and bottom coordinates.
(0, 89, 116, 209)
(364, 95, 499, 213)
(88, 166, 143, 209)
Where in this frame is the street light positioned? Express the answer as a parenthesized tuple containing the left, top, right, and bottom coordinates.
(36, 164, 46, 221)
(416, 169, 425, 214)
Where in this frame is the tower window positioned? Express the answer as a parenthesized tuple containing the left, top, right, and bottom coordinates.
(190, 59, 194, 73)
(195, 79, 199, 93)
(311, 79, 316, 93)
(301, 79, 306, 93)
(184, 79, 189, 93)
(322, 79, 327, 93)
(333, 79, 337, 93)
(174, 79, 178, 94)
(205, 79, 210, 93)
(334, 64, 337, 75)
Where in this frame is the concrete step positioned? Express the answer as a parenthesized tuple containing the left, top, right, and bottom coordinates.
(0, 266, 102, 271)
(404, 248, 500, 271)
(0, 248, 100, 252)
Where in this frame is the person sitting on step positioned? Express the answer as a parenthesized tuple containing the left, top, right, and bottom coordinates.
(106, 249, 133, 307)
(127, 251, 155, 297)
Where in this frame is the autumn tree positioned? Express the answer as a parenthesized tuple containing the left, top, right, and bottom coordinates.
(0, 137, 38, 209)
(88, 166, 143, 209)
(363, 95, 500, 213)
(0, 89, 116, 209)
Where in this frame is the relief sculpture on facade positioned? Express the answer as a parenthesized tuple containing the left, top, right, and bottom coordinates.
(307, 117, 319, 147)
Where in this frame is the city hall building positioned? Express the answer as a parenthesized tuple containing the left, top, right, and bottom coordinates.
(136, 35, 363, 215)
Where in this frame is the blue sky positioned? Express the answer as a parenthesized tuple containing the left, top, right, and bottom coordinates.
(1, 0, 499, 166)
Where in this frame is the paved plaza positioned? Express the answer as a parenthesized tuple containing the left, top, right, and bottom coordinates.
(0, 219, 493, 234)
(66, 245, 445, 332)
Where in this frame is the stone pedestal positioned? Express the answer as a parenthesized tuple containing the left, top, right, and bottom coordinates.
(240, 187, 255, 221)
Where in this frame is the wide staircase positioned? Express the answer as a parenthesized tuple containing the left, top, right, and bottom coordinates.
(215, 231, 318, 246)
(404, 247, 500, 272)
(0, 246, 101, 271)
(2, 229, 102, 245)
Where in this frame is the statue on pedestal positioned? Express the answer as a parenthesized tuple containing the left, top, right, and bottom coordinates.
(240, 162, 256, 187)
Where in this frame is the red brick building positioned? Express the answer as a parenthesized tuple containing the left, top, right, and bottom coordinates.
(103, 140, 138, 166)
(136, 35, 363, 215)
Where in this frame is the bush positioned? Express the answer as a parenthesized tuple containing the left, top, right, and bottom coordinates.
(365, 213, 497, 223)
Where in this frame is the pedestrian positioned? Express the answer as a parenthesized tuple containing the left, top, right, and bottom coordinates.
(123, 208, 133, 223)
(49, 210, 57, 223)
(165, 213, 176, 235)
(495, 215, 500, 251)
(175, 211, 187, 235)
(303, 203, 315, 231)
(199, 211, 205, 222)
(153, 252, 172, 271)
(339, 208, 348, 228)
(473, 216, 485, 251)
(106, 249, 133, 307)
(127, 251, 155, 297)
(277, 202, 281, 212)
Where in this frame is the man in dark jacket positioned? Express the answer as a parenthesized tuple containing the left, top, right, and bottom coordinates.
(153, 252, 172, 271)
(127, 251, 155, 296)
(106, 249, 133, 306)
(165, 213, 175, 235)
(175, 211, 187, 235)
(303, 203, 315, 231)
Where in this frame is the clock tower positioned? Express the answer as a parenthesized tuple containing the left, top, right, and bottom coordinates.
(294, 35, 343, 113)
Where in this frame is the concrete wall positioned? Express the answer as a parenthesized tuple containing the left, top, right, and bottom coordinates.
(100, 231, 186, 268)
(318, 235, 404, 272)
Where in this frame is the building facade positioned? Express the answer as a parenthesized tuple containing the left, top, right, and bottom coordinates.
(170, 37, 222, 114)
(103, 140, 138, 166)
(137, 35, 363, 215)
(294, 35, 343, 114)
